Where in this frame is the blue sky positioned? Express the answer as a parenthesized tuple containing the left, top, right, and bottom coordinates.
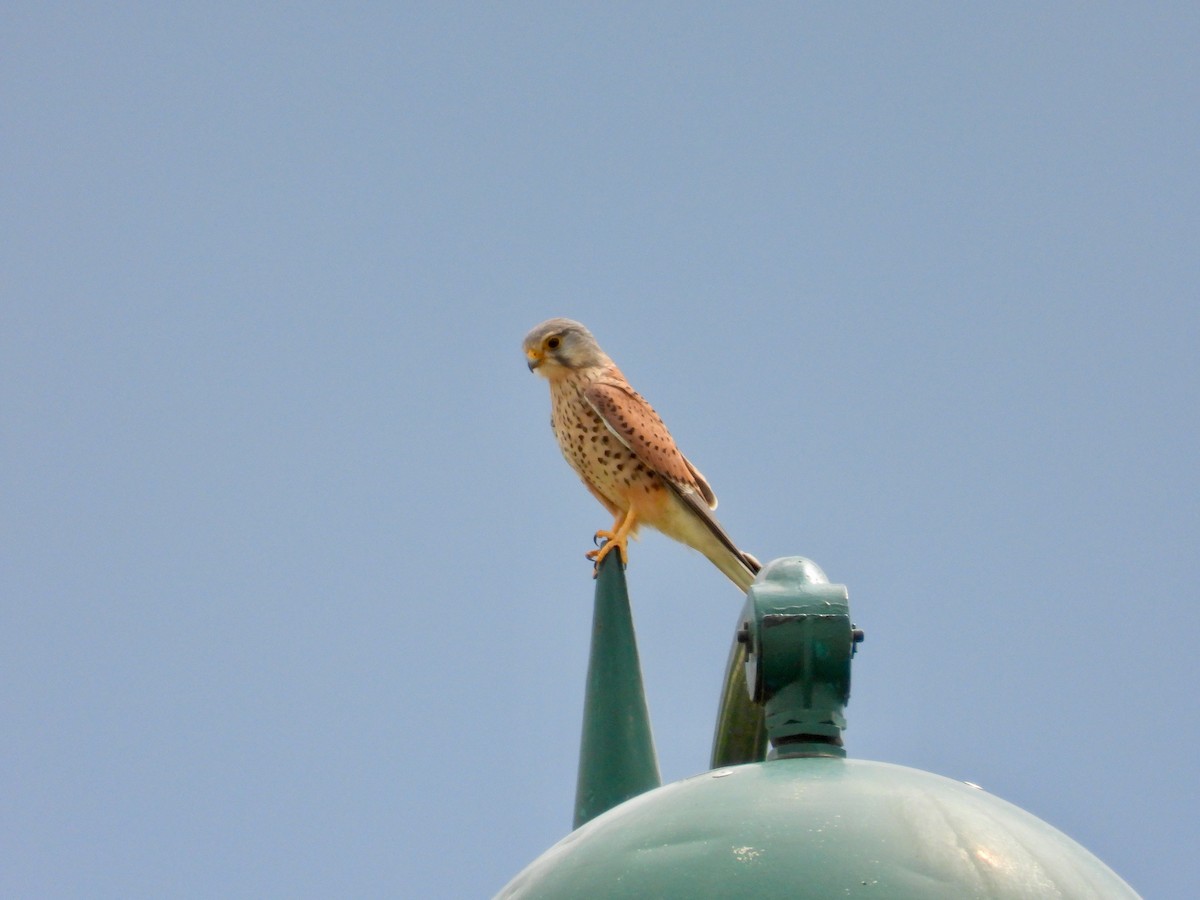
(3, 4, 1196, 897)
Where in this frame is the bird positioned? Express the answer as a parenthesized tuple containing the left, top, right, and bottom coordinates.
(523, 318, 760, 592)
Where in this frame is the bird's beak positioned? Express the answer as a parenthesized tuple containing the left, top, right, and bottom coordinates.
(526, 349, 543, 371)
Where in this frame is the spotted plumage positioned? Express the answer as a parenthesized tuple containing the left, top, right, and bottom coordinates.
(523, 317, 759, 592)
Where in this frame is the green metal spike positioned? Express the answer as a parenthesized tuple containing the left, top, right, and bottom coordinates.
(573, 553, 661, 829)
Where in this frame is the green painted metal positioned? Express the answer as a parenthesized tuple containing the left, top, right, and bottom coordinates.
(709, 635, 767, 768)
(501, 555, 1139, 898)
(741, 557, 855, 758)
(572, 552, 661, 829)
(499, 757, 1141, 899)
(711, 556, 854, 765)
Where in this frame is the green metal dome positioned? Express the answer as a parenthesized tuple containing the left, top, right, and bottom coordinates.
(497, 557, 1138, 898)
(499, 755, 1137, 899)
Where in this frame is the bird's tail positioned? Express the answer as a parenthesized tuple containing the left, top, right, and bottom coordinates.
(667, 484, 761, 593)
(714, 546, 760, 593)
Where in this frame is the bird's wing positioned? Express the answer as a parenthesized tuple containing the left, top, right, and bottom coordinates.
(582, 377, 701, 492)
(583, 378, 758, 583)
(682, 455, 717, 509)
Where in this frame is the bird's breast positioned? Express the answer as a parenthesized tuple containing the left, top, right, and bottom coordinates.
(549, 379, 667, 511)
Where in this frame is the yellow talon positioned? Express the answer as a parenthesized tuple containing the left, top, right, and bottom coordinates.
(584, 511, 638, 575)
(586, 535, 628, 568)
(591, 529, 617, 547)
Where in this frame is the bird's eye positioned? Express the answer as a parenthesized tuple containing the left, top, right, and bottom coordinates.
(547, 336, 561, 350)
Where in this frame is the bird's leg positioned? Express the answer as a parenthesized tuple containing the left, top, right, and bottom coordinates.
(586, 508, 638, 572)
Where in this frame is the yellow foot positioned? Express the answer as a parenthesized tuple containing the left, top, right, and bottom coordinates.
(585, 531, 628, 575)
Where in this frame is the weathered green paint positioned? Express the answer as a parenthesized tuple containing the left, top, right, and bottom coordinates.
(712, 556, 852, 765)
(500, 757, 1141, 899)
(741, 557, 853, 758)
(572, 552, 661, 829)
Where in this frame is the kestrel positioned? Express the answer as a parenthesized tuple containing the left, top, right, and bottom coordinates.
(524, 318, 760, 592)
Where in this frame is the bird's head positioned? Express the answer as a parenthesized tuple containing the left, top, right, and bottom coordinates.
(523, 318, 609, 377)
